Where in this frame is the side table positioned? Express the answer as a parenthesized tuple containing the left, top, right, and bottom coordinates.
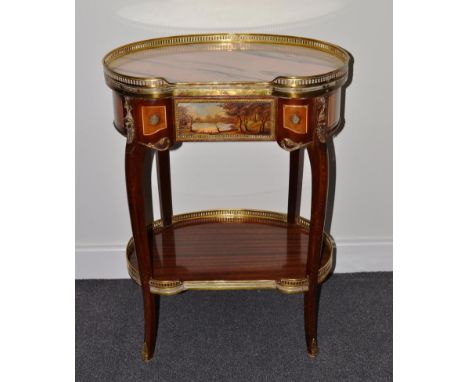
(102, 33, 351, 361)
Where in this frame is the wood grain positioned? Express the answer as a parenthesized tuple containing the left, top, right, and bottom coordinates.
(127, 220, 331, 282)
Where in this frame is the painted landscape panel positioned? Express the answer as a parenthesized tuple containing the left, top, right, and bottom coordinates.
(175, 99, 275, 141)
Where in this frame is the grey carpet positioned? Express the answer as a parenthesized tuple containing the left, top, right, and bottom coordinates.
(76, 273, 392, 381)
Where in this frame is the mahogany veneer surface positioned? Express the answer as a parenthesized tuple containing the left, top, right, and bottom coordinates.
(127, 221, 329, 281)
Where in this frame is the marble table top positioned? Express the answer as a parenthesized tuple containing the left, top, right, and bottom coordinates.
(108, 42, 343, 83)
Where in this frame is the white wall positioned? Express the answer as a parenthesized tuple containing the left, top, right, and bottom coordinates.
(76, 0, 392, 278)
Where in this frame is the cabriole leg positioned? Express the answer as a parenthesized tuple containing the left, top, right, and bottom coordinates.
(125, 143, 160, 361)
(155, 150, 173, 226)
(304, 142, 328, 358)
(287, 148, 304, 224)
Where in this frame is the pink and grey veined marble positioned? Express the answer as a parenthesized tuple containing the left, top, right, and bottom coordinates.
(108, 42, 343, 83)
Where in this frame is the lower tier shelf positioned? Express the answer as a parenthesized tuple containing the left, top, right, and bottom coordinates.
(126, 209, 335, 295)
